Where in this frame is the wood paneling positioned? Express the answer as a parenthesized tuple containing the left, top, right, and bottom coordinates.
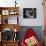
(43, 0, 46, 46)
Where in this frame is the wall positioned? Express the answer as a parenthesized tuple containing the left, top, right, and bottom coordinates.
(0, 0, 44, 43)
(0, 0, 44, 26)
(18, 0, 43, 26)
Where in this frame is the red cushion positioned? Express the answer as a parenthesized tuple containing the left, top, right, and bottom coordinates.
(21, 28, 41, 46)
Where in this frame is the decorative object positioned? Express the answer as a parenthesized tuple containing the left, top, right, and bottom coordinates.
(2, 16, 8, 24)
(15, 0, 17, 7)
(2, 10, 9, 15)
(9, 10, 18, 15)
(23, 8, 36, 18)
(13, 32, 18, 41)
(5, 18, 8, 24)
(21, 28, 41, 46)
(25, 36, 38, 46)
(14, 28, 17, 32)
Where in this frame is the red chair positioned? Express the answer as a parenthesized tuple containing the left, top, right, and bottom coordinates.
(21, 28, 41, 46)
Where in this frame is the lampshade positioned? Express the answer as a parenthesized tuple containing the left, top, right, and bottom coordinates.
(14, 28, 17, 32)
(15, 0, 17, 7)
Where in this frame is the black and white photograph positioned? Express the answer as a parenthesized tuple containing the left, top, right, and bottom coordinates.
(23, 8, 36, 18)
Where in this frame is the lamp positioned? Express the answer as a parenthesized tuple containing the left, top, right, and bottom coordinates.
(15, 0, 17, 7)
(14, 28, 17, 32)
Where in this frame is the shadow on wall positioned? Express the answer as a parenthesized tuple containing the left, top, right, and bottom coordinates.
(18, 26, 43, 44)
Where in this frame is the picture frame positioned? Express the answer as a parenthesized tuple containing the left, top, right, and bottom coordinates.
(23, 8, 36, 18)
(2, 10, 9, 15)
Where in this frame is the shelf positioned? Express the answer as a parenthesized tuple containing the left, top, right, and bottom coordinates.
(0, 7, 19, 15)
(0, 7, 19, 24)
(2, 40, 19, 46)
(0, 7, 19, 46)
(0, 7, 19, 10)
(2, 40, 19, 43)
(0, 24, 19, 32)
(1, 15, 18, 24)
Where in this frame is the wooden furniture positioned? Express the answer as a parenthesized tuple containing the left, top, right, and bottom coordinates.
(0, 7, 19, 46)
(44, 26, 46, 46)
(43, 0, 46, 46)
(0, 7, 19, 24)
(0, 24, 19, 32)
(43, 0, 46, 26)
(2, 41, 19, 46)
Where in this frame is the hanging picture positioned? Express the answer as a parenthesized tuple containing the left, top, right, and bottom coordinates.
(23, 8, 36, 18)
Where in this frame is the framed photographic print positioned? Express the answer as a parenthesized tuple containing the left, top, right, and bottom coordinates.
(23, 8, 36, 18)
(2, 10, 9, 15)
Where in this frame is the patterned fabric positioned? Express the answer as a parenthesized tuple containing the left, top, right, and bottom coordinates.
(21, 28, 41, 46)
